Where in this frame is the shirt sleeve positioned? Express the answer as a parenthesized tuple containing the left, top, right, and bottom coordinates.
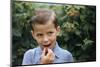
(22, 49, 34, 65)
(67, 52, 74, 62)
(62, 49, 74, 62)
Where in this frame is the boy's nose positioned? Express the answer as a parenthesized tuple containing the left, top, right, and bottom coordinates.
(43, 36, 49, 43)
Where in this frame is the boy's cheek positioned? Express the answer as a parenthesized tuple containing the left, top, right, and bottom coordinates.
(34, 36, 41, 42)
(33, 38, 42, 46)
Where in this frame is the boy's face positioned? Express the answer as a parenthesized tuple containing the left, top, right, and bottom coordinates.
(31, 21, 60, 49)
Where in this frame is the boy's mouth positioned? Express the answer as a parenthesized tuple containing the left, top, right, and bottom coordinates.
(43, 44, 51, 48)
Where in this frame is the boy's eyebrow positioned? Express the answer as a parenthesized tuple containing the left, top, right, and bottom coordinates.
(35, 32, 42, 34)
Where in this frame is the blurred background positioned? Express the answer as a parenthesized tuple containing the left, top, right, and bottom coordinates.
(12, 1, 96, 65)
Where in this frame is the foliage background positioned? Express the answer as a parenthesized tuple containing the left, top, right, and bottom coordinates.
(12, 1, 96, 66)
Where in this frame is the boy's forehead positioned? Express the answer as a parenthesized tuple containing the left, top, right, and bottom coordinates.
(33, 21, 56, 32)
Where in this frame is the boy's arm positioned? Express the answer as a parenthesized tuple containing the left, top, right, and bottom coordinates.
(22, 49, 34, 65)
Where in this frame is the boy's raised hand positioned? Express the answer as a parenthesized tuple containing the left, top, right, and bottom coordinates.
(40, 48, 55, 64)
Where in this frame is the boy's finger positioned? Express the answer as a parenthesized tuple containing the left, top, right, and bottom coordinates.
(47, 49, 54, 57)
(41, 48, 46, 56)
(47, 49, 55, 62)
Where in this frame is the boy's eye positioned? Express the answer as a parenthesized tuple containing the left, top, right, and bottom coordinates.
(36, 34, 43, 37)
(48, 32, 53, 35)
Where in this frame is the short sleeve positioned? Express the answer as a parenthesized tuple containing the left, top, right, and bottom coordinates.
(62, 49, 74, 62)
(22, 49, 35, 65)
(67, 52, 74, 62)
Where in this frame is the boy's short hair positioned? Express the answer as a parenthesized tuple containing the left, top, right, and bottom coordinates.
(29, 8, 58, 31)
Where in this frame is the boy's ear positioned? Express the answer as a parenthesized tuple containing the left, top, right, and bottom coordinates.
(31, 30, 34, 38)
(56, 26, 60, 36)
(57, 26, 60, 32)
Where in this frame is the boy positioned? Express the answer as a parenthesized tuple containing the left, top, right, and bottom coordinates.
(22, 9, 73, 65)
